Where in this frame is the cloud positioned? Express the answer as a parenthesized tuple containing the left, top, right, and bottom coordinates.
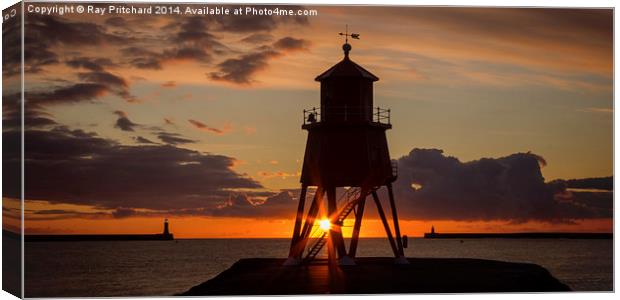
(157, 131, 196, 145)
(121, 46, 212, 70)
(66, 57, 117, 72)
(111, 207, 137, 218)
(209, 37, 310, 84)
(28, 83, 110, 105)
(113, 110, 138, 132)
(564, 176, 612, 191)
(133, 136, 157, 144)
(28, 55, 136, 105)
(208, 190, 299, 218)
(28, 14, 130, 46)
(208, 46, 281, 84)
(3, 15, 25, 76)
(120, 17, 225, 70)
(3, 93, 57, 130)
(5, 14, 130, 76)
(241, 33, 273, 44)
(4, 127, 261, 210)
(392, 148, 612, 223)
(188, 119, 230, 135)
(273, 37, 310, 52)
(121, 47, 164, 70)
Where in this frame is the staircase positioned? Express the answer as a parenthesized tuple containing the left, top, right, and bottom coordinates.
(303, 187, 368, 263)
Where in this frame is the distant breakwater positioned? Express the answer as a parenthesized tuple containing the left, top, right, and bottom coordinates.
(25, 233, 173, 242)
(424, 232, 612, 239)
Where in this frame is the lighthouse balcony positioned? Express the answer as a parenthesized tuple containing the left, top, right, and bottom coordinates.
(391, 160, 399, 180)
(302, 106, 392, 129)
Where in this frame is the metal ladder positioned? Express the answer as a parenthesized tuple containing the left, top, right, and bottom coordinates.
(303, 187, 366, 263)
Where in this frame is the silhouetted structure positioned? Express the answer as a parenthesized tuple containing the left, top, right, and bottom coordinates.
(163, 218, 171, 237)
(286, 32, 406, 266)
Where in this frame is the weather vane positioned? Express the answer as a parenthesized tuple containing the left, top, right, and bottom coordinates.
(339, 25, 360, 44)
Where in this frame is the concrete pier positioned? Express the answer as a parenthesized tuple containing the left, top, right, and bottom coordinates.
(180, 257, 570, 295)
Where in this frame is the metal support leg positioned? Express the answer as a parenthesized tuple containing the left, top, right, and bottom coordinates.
(348, 189, 367, 258)
(371, 191, 399, 257)
(387, 184, 405, 256)
(295, 187, 324, 258)
(288, 185, 307, 258)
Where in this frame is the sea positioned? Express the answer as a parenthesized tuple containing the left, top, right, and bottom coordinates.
(24, 238, 613, 297)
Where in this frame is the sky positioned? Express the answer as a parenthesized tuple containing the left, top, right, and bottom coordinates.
(2, 4, 613, 237)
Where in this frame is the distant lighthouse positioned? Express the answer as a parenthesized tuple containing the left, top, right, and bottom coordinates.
(161, 219, 174, 240)
(285, 28, 407, 266)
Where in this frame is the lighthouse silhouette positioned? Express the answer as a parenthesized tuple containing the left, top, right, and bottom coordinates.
(285, 31, 407, 266)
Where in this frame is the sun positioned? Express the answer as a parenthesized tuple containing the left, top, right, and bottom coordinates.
(319, 219, 331, 231)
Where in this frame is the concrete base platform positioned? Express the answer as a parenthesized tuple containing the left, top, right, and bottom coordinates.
(180, 257, 570, 295)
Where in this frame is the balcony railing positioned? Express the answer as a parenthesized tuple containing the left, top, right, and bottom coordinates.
(303, 106, 391, 125)
(303, 107, 322, 124)
(374, 107, 391, 124)
(391, 160, 398, 179)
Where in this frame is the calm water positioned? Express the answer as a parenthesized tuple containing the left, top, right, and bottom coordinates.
(24, 238, 613, 297)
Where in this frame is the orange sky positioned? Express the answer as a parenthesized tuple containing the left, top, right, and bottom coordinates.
(20, 215, 614, 238)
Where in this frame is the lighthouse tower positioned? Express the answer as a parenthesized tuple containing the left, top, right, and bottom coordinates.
(286, 31, 407, 266)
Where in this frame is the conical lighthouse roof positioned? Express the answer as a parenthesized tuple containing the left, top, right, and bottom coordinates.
(315, 44, 379, 82)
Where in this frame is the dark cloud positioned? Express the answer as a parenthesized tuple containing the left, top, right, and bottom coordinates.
(2, 92, 57, 130)
(28, 83, 110, 105)
(157, 132, 196, 145)
(133, 136, 157, 144)
(188, 119, 224, 135)
(121, 47, 164, 70)
(273, 37, 310, 51)
(7, 14, 131, 76)
(121, 17, 225, 70)
(113, 110, 138, 132)
(24, 53, 136, 106)
(27, 69, 135, 105)
(209, 47, 280, 84)
(392, 148, 612, 223)
(66, 57, 117, 72)
(78, 71, 127, 88)
(121, 45, 211, 70)
(171, 16, 223, 51)
(2, 12, 22, 76)
(120, 13, 310, 73)
(162, 46, 211, 61)
(24, 38, 60, 75)
(3, 127, 261, 210)
(27, 14, 130, 46)
(3, 12, 59, 76)
(209, 37, 310, 84)
(241, 33, 274, 44)
(564, 176, 612, 191)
